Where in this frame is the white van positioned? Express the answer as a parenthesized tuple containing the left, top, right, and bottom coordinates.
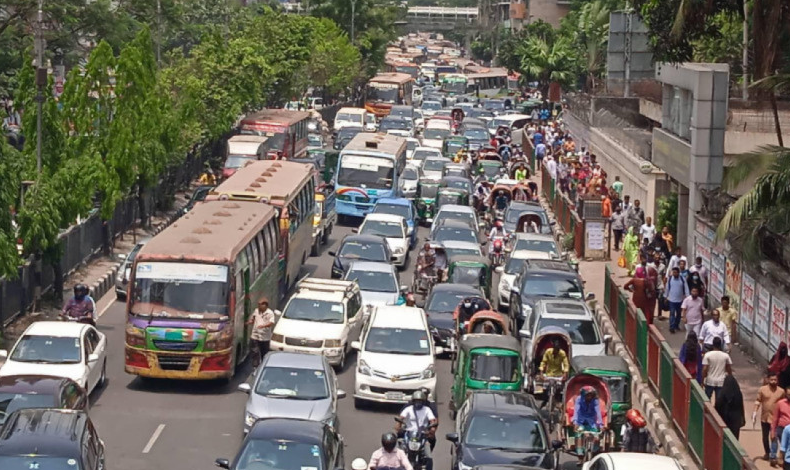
(487, 114, 532, 146)
(334, 108, 376, 132)
(270, 278, 363, 369)
(422, 120, 452, 149)
(223, 135, 269, 178)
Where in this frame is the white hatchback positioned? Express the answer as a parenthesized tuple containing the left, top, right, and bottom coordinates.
(352, 306, 441, 406)
(0, 321, 107, 394)
(356, 213, 410, 267)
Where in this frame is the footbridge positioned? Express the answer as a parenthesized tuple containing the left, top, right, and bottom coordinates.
(282, 4, 480, 31)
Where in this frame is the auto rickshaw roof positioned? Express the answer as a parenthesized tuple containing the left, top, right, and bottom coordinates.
(441, 175, 472, 185)
(449, 254, 490, 266)
(479, 160, 502, 166)
(459, 334, 521, 353)
(445, 135, 469, 143)
(571, 355, 631, 375)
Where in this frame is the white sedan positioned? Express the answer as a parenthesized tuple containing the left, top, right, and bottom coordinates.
(0, 321, 107, 394)
(356, 213, 410, 267)
(583, 453, 682, 470)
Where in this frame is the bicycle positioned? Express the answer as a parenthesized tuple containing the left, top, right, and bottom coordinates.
(541, 376, 564, 432)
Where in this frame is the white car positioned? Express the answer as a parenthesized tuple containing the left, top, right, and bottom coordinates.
(495, 249, 554, 311)
(405, 137, 421, 160)
(422, 126, 451, 149)
(411, 146, 442, 163)
(583, 454, 682, 470)
(399, 165, 420, 199)
(344, 261, 406, 308)
(352, 306, 441, 406)
(357, 213, 409, 266)
(270, 278, 364, 369)
(432, 204, 482, 233)
(421, 156, 450, 180)
(507, 233, 562, 260)
(421, 101, 442, 118)
(0, 321, 107, 394)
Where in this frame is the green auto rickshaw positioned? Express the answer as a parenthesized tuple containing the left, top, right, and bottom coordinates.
(446, 254, 492, 299)
(570, 355, 633, 448)
(450, 334, 523, 417)
(476, 159, 504, 183)
(416, 177, 441, 225)
(442, 135, 469, 160)
(436, 187, 470, 209)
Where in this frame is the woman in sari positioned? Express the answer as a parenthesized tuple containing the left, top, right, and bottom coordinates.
(622, 227, 640, 276)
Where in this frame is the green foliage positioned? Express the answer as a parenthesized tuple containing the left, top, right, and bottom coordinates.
(471, 40, 493, 63)
(656, 193, 678, 239)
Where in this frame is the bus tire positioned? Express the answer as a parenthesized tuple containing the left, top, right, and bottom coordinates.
(311, 237, 320, 256)
(322, 224, 332, 244)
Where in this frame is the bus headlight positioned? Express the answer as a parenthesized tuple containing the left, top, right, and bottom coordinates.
(205, 328, 234, 351)
(125, 325, 146, 348)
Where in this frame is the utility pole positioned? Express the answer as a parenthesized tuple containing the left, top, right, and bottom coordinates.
(623, 10, 632, 98)
(34, 0, 45, 174)
(350, 0, 356, 44)
(741, 1, 749, 100)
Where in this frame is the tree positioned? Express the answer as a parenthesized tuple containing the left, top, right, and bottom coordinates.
(573, 0, 614, 91)
(519, 35, 579, 94)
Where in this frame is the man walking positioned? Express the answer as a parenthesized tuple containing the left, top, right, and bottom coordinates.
(702, 337, 732, 398)
(699, 308, 731, 352)
(247, 297, 276, 367)
(665, 269, 688, 333)
(681, 286, 705, 337)
(776, 387, 790, 469)
(755, 373, 785, 465)
(611, 206, 626, 251)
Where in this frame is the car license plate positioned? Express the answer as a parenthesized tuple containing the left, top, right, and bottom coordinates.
(386, 391, 405, 401)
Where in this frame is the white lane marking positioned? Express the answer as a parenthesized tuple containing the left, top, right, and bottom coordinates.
(96, 287, 117, 319)
(142, 424, 166, 453)
(98, 298, 115, 318)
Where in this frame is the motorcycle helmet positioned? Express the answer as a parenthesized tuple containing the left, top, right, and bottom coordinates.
(381, 432, 398, 452)
(495, 220, 503, 229)
(73, 283, 89, 299)
(412, 390, 427, 409)
(626, 409, 646, 428)
(352, 459, 368, 470)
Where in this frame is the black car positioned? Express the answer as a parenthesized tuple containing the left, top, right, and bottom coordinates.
(216, 418, 344, 470)
(379, 116, 413, 134)
(0, 408, 105, 469)
(508, 259, 586, 329)
(463, 127, 489, 151)
(446, 391, 555, 470)
(503, 202, 552, 235)
(334, 126, 363, 150)
(181, 184, 215, 215)
(328, 234, 393, 279)
(0, 376, 88, 425)
(389, 105, 414, 121)
(429, 220, 481, 245)
(425, 284, 482, 352)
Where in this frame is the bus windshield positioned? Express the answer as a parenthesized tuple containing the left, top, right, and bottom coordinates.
(442, 81, 466, 94)
(338, 155, 395, 190)
(225, 155, 256, 169)
(366, 83, 399, 103)
(131, 262, 230, 317)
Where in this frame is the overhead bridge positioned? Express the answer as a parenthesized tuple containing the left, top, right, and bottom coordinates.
(282, 4, 480, 31)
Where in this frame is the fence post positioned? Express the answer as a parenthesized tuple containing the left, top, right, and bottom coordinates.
(647, 325, 663, 393)
(703, 402, 725, 470)
(659, 341, 676, 414)
(671, 358, 691, 439)
(625, 303, 637, 358)
(635, 308, 648, 376)
(687, 380, 708, 464)
(604, 265, 612, 314)
(617, 291, 627, 337)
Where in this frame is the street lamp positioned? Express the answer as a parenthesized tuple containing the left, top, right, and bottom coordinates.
(34, 0, 45, 174)
(350, 0, 357, 44)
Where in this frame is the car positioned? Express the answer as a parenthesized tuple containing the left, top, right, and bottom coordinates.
(373, 198, 419, 248)
(442, 175, 473, 194)
(0, 375, 88, 425)
(329, 234, 393, 279)
(237, 352, 346, 433)
(582, 454, 683, 470)
(422, 126, 452, 149)
(406, 137, 421, 160)
(507, 259, 587, 329)
(399, 165, 420, 199)
(389, 105, 414, 122)
(430, 219, 481, 245)
(482, 99, 507, 116)
(356, 213, 409, 267)
(0, 409, 105, 470)
(446, 391, 556, 470)
(270, 278, 364, 369)
(334, 125, 364, 150)
(379, 116, 414, 138)
(503, 202, 552, 235)
(433, 204, 482, 232)
(215, 418, 344, 470)
(421, 156, 450, 180)
(424, 284, 482, 354)
(443, 163, 469, 179)
(468, 108, 495, 122)
(180, 184, 215, 215)
(421, 100, 442, 118)
(412, 146, 443, 163)
(0, 322, 107, 394)
(307, 133, 324, 150)
(344, 261, 406, 308)
(115, 237, 151, 300)
(441, 240, 484, 259)
(463, 127, 489, 151)
(506, 233, 561, 260)
(495, 249, 554, 312)
(352, 306, 441, 406)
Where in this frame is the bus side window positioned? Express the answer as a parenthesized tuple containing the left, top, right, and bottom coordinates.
(246, 243, 258, 277)
(256, 231, 266, 267)
(271, 220, 281, 253)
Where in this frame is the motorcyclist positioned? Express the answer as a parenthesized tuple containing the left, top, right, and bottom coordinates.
(403, 387, 438, 451)
(61, 283, 96, 325)
(369, 433, 413, 470)
(488, 220, 508, 242)
(395, 391, 437, 470)
(457, 297, 487, 329)
(620, 409, 657, 453)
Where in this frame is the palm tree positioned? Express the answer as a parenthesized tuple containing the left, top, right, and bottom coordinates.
(519, 35, 578, 96)
(575, 0, 612, 91)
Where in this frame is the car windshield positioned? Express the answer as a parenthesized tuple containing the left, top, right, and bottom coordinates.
(339, 241, 388, 261)
(433, 227, 477, 244)
(424, 128, 450, 140)
(450, 266, 485, 286)
(504, 257, 527, 275)
(361, 220, 404, 238)
(237, 438, 323, 470)
(423, 159, 448, 172)
(374, 204, 411, 221)
(484, 100, 505, 111)
(346, 269, 397, 293)
(132, 262, 230, 317)
(423, 102, 441, 110)
(407, 140, 418, 151)
(380, 119, 411, 131)
(537, 318, 600, 345)
(464, 128, 488, 140)
(338, 128, 363, 139)
(336, 112, 363, 124)
(444, 247, 481, 258)
(513, 239, 557, 256)
(506, 208, 548, 225)
(255, 366, 329, 400)
(0, 457, 83, 470)
(465, 414, 546, 452)
(0, 393, 56, 422)
(426, 291, 467, 313)
(10, 335, 81, 364)
(470, 353, 519, 382)
(523, 274, 583, 299)
(402, 167, 419, 180)
(283, 298, 344, 324)
(364, 327, 431, 355)
(412, 150, 437, 162)
(225, 155, 256, 169)
(436, 211, 475, 225)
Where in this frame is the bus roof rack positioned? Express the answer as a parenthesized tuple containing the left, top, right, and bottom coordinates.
(297, 278, 357, 296)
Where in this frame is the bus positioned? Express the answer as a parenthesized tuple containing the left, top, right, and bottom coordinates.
(125, 201, 280, 380)
(335, 132, 407, 218)
(364, 73, 415, 118)
(385, 60, 420, 78)
(239, 109, 311, 160)
(206, 161, 316, 296)
(468, 68, 511, 97)
(441, 73, 468, 95)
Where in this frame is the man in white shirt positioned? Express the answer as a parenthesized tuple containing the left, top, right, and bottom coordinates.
(666, 246, 688, 278)
(247, 297, 276, 367)
(699, 308, 731, 351)
(396, 391, 437, 470)
(639, 216, 657, 244)
(702, 337, 732, 399)
(545, 156, 557, 180)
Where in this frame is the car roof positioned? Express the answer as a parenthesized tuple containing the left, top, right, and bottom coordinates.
(469, 391, 540, 417)
(347, 261, 396, 273)
(248, 418, 326, 443)
(370, 306, 427, 328)
(508, 201, 545, 211)
(599, 453, 682, 470)
(525, 259, 576, 274)
(363, 213, 405, 224)
(441, 240, 481, 249)
(513, 233, 555, 242)
(424, 156, 449, 162)
(23, 321, 87, 337)
(0, 409, 87, 457)
(341, 234, 388, 245)
(415, 146, 441, 152)
(437, 204, 474, 213)
(537, 299, 590, 315)
(0, 375, 75, 395)
(434, 220, 476, 229)
(263, 352, 327, 370)
(376, 198, 411, 207)
(429, 283, 481, 295)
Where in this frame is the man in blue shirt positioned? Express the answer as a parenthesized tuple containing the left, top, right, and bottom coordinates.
(778, 422, 790, 469)
(573, 386, 603, 463)
(665, 267, 689, 333)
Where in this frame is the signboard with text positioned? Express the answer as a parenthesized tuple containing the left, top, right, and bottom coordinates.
(740, 272, 755, 333)
(755, 283, 771, 343)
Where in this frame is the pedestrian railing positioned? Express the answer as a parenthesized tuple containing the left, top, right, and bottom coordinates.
(602, 264, 758, 470)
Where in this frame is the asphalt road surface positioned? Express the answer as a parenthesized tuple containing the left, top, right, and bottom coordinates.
(89, 220, 580, 470)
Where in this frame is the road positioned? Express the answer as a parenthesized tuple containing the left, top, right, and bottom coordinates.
(89, 220, 579, 470)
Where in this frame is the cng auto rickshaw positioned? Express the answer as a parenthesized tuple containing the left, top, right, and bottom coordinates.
(416, 177, 441, 224)
(446, 254, 492, 299)
(436, 187, 470, 209)
(571, 356, 632, 448)
(562, 373, 616, 463)
(443, 135, 469, 160)
(450, 334, 523, 417)
(476, 159, 505, 183)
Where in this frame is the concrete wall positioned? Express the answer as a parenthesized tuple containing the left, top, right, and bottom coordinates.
(526, 0, 570, 27)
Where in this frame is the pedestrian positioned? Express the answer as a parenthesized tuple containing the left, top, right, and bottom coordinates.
(624, 256, 657, 324)
(689, 256, 710, 287)
(702, 337, 732, 399)
(612, 176, 624, 198)
(627, 199, 645, 231)
(717, 295, 739, 345)
(716, 374, 745, 439)
(687, 270, 706, 307)
(769, 343, 790, 389)
(246, 297, 276, 367)
(621, 195, 632, 213)
(755, 372, 785, 465)
(666, 246, 688, 278)
(652, 252, 667, 320)
(699, 308, 731, 352)
(776, 388, 790, 469)
(661, 226, 674, 253)
(665, 267, 689, 333)
(682, 286, 705, 338)
(622, 227, 640, 276)
(601, 193, 612, 218)
(679, 331, 703, 383)
(611, 206, 626, 251)
(639, 216, 657, 244)
(651, 230, 670, 261)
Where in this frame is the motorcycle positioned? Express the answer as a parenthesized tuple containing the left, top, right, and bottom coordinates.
(59, 313, 96, 328)
(489, 237, 506, 266)
(395, 418, 430, 470)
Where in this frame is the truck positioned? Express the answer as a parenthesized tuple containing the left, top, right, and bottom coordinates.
(311, 184, 337, 256)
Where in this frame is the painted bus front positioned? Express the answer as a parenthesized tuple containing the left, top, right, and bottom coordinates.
(239, 109, 311, 160)
(364, 73, 415, 118)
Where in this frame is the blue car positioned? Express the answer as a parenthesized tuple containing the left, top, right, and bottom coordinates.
(372, 198, 418, 248)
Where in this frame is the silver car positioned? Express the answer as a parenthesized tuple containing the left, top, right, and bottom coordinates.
(238, 352, 346, 433)
(115, 238, 150, 300)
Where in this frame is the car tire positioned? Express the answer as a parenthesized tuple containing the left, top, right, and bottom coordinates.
(98, 360, 107, 388)
(115, 292, 126, 302)
(354, 397, 366, 409)
(335, 349, 346, 371)
(322, 224, 332, 244)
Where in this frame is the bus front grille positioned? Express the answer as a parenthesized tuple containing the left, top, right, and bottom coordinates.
(153, 340, 199, 352)
(158, 355, 192, 371)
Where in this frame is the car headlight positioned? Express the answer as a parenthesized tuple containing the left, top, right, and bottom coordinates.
(358, 359, 371, 376)
(421, 364, 435, 379)
(458, 462, 473, 470)
(522, 304, 533, 318)
(245, 412, 258, 427)
(325, 339, 342, 348)
(393, 247, 405, 255)
(271, 333, 284, 343)
(499, 278, 510, 292)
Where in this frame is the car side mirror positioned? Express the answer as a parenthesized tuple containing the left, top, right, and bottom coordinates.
(351, 341, 361, 350)
(495, 266, 504, 274)
(400, 285, 409, 294)
(435, 346, 444, 356)
(118, 253, 127, 261)
(351, 228, 359, 233)
(604, 334, 613, 345)
(238, 383, 252, 394)
(446, 432, 459, 443)
(586, 292, 595, 301)
(518, 329, 531, 339)
(328, 251, 336, 257)
(337, 390, 347, 399)
(88, 353, 100, 363)
(215, 458, 231, 469)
